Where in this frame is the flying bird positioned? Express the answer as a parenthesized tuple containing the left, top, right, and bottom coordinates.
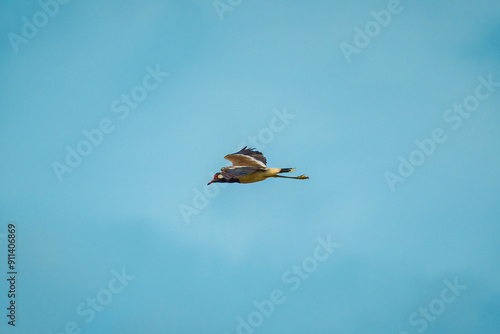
(208, 147, 309, 185)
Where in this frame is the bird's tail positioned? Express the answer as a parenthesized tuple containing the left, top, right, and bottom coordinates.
(279, 168, 296, 173)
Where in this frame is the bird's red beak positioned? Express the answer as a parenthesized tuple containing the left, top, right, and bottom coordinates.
(207, 180, 214, 185)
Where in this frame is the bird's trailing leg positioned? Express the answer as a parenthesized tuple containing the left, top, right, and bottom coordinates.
(273, 174, 309, 180)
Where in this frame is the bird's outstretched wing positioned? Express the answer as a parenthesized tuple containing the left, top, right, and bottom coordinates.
(221, 166, 265, 179)
(224, 147, 267, 167)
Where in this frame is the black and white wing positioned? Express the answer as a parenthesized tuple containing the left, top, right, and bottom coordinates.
(220, 166, 265, 179)
(224, 147, 267, 168)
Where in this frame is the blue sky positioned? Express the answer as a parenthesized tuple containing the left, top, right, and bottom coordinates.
(1, 0, 500, 333)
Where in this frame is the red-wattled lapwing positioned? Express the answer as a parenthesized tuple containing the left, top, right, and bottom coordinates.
(207, 147, 309, 185)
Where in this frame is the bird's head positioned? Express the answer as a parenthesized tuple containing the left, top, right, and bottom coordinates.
(207, 173, 225, 185)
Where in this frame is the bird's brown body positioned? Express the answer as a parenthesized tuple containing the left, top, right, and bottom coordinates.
(226, 167, 282, 184)
(208, 147, 309, 185)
